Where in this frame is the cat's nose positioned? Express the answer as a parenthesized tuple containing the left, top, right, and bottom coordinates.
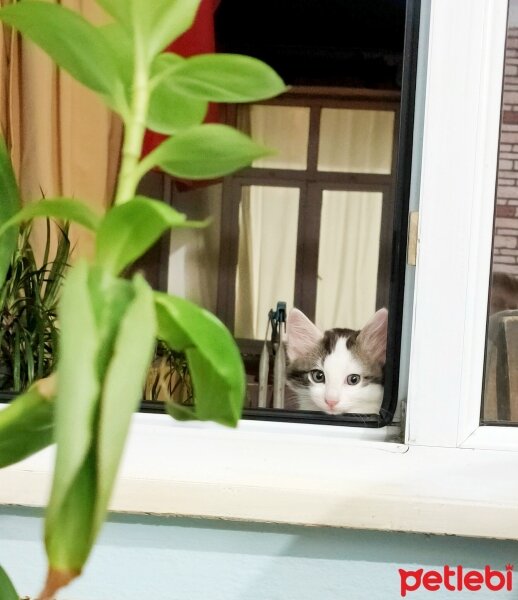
(325, 399, 338, 408)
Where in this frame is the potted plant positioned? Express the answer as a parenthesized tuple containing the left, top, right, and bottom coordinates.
(0, 0, 285, 598)
(145, 341, 193, 405)
(0, 221, 70, 394)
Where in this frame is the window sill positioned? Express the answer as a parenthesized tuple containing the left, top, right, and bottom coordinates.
(1, 412, 518, 540)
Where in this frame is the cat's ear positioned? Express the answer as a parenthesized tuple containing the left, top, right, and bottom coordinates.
(357, 308, 388, 366)
(286, 308, 323, 361)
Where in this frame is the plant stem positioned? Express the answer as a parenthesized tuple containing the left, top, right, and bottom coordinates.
(114, 39, 150, 206)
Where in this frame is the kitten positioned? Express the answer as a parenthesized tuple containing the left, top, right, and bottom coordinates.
(285, 308, 388, 415)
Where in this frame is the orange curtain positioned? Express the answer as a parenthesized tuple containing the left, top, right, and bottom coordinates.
(0, 0, 123, 259)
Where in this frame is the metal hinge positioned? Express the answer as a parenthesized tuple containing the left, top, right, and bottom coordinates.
(406, 211, 419, 266)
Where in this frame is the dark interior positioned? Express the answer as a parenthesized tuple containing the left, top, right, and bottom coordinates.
(215, 0, 406, 88)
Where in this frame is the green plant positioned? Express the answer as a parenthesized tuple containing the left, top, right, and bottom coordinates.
(0, 220, 70, 393)
(0, 564, 19, 600)
(0, 0, 285, 597)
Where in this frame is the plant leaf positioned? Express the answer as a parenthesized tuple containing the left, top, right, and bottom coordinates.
(87, 269, 135, 381)
(0, 382, 54, 468)
(95, 196, 206, 275)
(0, 137, 21, 287)
(46, 262, 100, 538)
(171, 53, 287, 102)
(87, 269, 135, 379)
(95, 0, 199, 60)
(0, 198, 102, 238)
(154, 293, 245, 426)
(45, 451, 96, 575)
(148, 55, 207, 134)
(97, 22, 134, 113)
(166, 402, 197, 421)
(150, 124, 273, 180)
(44, 267, 137, 586)
(0, 2, 119, 98)
(94, 275, 156, 534)
(0, 565, 19, 600)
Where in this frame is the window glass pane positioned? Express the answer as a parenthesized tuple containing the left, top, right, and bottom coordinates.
(318, 109, 395, 174)
(482, 8, 518, 423)
(241, 105, 310, 170)
(234, 186, 300, 339)
(315, 191, 383, 331)
(167, 184, 222, 314)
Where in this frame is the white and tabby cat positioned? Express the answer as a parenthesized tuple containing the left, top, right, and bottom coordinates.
(286, 308, 388, 414)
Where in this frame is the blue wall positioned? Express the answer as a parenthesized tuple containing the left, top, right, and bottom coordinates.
(1, 507, 517, 600)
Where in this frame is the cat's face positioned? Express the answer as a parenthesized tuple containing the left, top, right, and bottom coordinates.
(285, 308, 388, 415)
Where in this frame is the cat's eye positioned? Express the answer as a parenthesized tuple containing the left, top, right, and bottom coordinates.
(309, 369, 325, 384)
(347, 374, 361, 386)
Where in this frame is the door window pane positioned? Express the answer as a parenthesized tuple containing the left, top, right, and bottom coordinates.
(318, 109, 395, 174)
(315, 191, 383, 331)
(234, 186, 300, 339)
(168, 184, 222, 314)
(244, 105, 310, 170)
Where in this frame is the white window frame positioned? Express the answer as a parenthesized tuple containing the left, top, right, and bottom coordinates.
(406, 0, 514, 452)
(2, 0, 518, 540)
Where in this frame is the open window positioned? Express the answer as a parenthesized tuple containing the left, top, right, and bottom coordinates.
(482, 11, 518, 425)
(138, 0, 421, 428)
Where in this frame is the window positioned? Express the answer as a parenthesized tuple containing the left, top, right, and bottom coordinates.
(482, 19, 518, 423)
(215, 94, 401, 423)
(138, 0, 419, 429)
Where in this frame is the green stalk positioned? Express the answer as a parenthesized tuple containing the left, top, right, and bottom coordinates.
(113, 38, 150, 206)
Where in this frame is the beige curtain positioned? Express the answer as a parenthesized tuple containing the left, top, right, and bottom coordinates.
(233, 105, 303, 339)
(234, 185, 300, 339)
(0, 0, 122, 259)
(318, 108, 394, 174)
(314, 108, 393, 330)
(315, 191, 383, 331)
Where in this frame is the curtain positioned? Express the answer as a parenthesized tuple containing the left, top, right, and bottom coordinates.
(233, 105, 304, 339)
(234, 186, 300, 339)
(315, 191, 383, 331)
(0, 0, 123, 259)
(318, 108, 394, 174)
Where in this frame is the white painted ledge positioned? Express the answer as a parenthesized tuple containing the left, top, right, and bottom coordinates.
(1, 412, 518, 540)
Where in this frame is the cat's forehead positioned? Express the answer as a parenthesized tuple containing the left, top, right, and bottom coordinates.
(322, 328, 356, 354)
(322, 329, 383, 377)
(323, 335, 364, 374)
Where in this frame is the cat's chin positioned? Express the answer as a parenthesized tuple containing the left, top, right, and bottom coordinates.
(291, 387, 383, 415)
(323, 407, 344, 416)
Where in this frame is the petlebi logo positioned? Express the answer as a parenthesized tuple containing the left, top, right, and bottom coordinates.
(399, 564, 513, 596)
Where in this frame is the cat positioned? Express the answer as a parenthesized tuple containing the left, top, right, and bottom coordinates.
(285, 308, 388, 415)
